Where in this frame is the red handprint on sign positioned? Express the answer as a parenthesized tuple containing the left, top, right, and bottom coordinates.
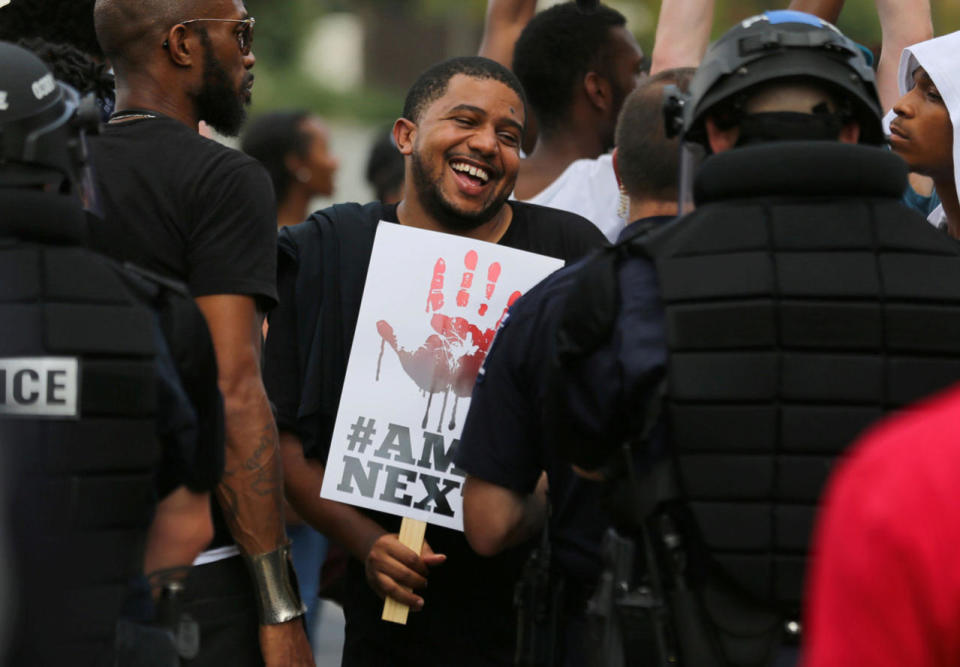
(376, 250, 521, 431)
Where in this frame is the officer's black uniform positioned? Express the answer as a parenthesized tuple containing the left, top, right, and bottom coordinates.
(542, 11, 960, 667)
(1, 188, 165, 666)
(634, 140, 960, 665)
(0, 42, 222, 666)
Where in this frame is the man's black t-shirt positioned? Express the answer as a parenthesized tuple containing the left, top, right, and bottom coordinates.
(87, 114, 278, 307)
(262, 200, 605, 664)
(87, 114, 277, 549)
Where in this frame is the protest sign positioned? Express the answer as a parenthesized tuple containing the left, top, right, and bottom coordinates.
(320, 222, 563, 531)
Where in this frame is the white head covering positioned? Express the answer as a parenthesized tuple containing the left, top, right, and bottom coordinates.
(897, 32, 960, 224)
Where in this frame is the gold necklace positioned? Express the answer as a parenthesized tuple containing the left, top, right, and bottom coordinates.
(108, 111, 160, 124)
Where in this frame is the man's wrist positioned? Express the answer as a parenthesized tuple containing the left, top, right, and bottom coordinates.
(365, 531, 390, 559)
(243, 543, 306, 625)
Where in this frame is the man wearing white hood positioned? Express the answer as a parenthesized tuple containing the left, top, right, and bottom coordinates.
(889, 31, 960, 237)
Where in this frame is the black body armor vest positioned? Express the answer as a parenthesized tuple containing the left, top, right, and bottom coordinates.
(546, 142, 960, 665)
(641, 143, 960, 661)
(0, 191, 162, 666)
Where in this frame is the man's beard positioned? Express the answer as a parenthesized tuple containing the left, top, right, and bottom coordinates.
(602, 78, 629, 152)
(410, 148, 510, 232)
(192, 30, 248, 137)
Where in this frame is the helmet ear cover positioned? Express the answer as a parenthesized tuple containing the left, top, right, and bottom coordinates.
(0, 41, 102, 195)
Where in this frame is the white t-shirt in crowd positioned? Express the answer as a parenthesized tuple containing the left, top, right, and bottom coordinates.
(518, 153, 626, 242)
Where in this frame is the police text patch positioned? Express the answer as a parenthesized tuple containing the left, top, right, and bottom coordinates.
(0, 357, 79, 417)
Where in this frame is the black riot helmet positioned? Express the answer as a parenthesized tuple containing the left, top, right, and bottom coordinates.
(664, 10, 884, 148)
(0, 41, 101, 196)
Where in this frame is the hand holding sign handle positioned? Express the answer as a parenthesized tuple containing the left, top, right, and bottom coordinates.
(371, 248, 522, 622)
(375, 518, 447, 624)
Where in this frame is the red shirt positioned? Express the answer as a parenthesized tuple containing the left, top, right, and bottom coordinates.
(804, 384, 960, 666)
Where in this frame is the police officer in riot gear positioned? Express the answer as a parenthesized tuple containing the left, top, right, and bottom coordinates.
(462, 11, 960, 667)
(563, 11, 960, 666)
(0, 41, 222, 666)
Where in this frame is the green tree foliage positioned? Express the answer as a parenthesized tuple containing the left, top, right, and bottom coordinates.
(245, 0, 323, 64)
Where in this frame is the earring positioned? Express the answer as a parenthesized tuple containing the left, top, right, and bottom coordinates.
(617, 183, 629, 220)
(296, 168, 312, 183)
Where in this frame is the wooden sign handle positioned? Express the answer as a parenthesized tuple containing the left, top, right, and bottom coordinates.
(381, 517, 427, 625)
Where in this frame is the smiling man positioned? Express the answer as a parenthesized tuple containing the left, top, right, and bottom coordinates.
(262, 57, 604, 665)
(88, 0, 313, 665)
(888, 32, 960, 237)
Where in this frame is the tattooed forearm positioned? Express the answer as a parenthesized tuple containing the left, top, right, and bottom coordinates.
(216, 480, 240, 524)
(244, 423, 274, 471)
(251, 463, 283, 499)
(217, 415, 286, 554)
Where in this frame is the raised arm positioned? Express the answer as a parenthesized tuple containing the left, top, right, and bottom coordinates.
(875, 0, 932, 113)
(194, 294, 312, 666)
(478, 0, 538, 67)
(788, 0, 845, 25)
(650, 0, 715, 74)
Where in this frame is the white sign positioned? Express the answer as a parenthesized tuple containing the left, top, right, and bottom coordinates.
(321, 223, 563, 531)
(0, 357, 79, 417)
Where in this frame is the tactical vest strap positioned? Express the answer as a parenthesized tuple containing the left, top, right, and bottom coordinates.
(547, 219, 665, 470)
